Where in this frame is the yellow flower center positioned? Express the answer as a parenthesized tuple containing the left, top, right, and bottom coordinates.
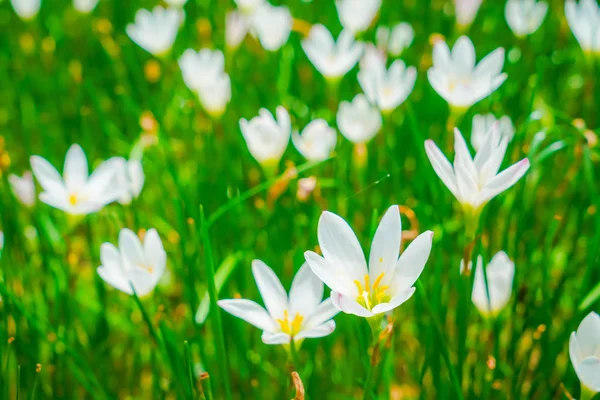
(353, 272, 390, 310)
(68, 193, 78, 205)
(276, 310, 304, 336)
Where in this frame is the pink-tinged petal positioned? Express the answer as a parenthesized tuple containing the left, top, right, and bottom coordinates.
(304, 298, 339, 330)
(424, 140, 459, 197)
(304, 251, 355, 295)
(63, 144, 88, 191)
(294, 320, 336, 340)
(30, 156, 66, 195)
(251, 259, 288, 320)
(331, 291, 373, 317)
(394, 231, 433, 289)
(371, 287, 415, 314)
(261, 331, 291, 345)
(218, 299, 277, 331)
(368, 205, 402, 284)
(289, 263, 324, 319)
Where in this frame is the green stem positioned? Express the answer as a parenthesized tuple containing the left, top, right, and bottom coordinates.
(289, 339, 302, 371)
(363, 316, 383, 400)
(581, 385, 597, 400)
(184, 341, 196, 400)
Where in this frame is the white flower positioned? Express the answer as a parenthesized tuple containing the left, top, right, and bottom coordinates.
(505, 0, 548, 37)
(467, 252, 515, 316)
(165, 0, 187, 7)
(30, 144, 122, 215)
(359, 44, 387, 74)
(569, 312, 600, 394)
(234, 0, 265, 14)
(97, 228, 166, 297)
(376, 23, 414, 57)
(428, 36, 507, 109)
(240, 106, 291, 166)
(9, 171, 35, 207)
(10, 0, 40, 20)
(471, 114, 514, 152)
(226, 11, 249, 50)
(335, 0, 381, 34)
(565, 0, 600, 54)
(358, 56, 417, 113)
(126, 6, 184, 56)
(302, 25, 365, 80)
(336, 94, 382, 144)
(425, 128, 530, 212)
(73, 0, 99, 13)
(218, 261, 339, 344)
(305, 206, 433, 318)
(454, 0, 483, 27)
(292, 119, 337, 162)
(250, 4, 292, 51)
(111, 158, 145, 205)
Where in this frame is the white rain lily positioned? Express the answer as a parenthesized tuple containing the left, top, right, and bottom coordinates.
(30, 144, 122, 215)
(335, 0, 381, 34)
(337, 94, 382, 144)
(471, 114, 514, 152)
(10, 0, 40, 20)
(292, 119, 337, 162)
(165, 0, 187, 7)
(467, 252, 515, 316)
(376, 23, 414, 57)
(359, 44, 386, 74)
(110, 158, 145, 205)
(569, 312, 600, 394)
(218, 261, 339, 345)
(358, 56, 417, 113)
(305, 206, 433, 318)
(505, 0, 548, 37)
(302, 25, 365, 80)
(240, 106, 291, 166)
(97, 228, 166, 297)
(454, 0, 483, 28)
(250, 4, 292, 51)
(234, 0, 265, 14)
(9, 172, 36, 207)
(73, 0, 99, 13)
(428, 36, 507, 110)
(126, 6, 184, 56)
(424, 128, 530, 212)
(565, 0, 600, 54)
(226, 11, 249, 50)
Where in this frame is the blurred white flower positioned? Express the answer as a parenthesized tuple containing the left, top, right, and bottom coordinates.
(297, 176, 317, 202)
(218, 261, 339, 345)
(466, 252, 515, 316)
(250, 4, 292, 51)
(10, 0, 40, 20)
(335, 0, 381, 34)
(302, 25, 365, 80)
(30, 144, 122, 215)
(73, 0, 99, 13)
(376, 23, 414, 57)
(305, 206, 433, 318)
(569, 312, 600, 394)
(425, 128, 530, 212)
(9, 171, 36, 207)
(165, 0, 187, 7)
(454, 0, 483, 27)
(97, 228, 166, 297)
(110, 158, 145, 205)
(359, 44, 386, 73)
(471, 114, 514, 152)
(358, 56, 417, 113)
(226, 11, 249, 50)
(505, 0, 548, 37)
(428, 36, 507, 110)
(336, 94, 382, 144)
(234, 0, 265, 14)
(126, 6, 184, 56)
(292, 119, 337, 162)
(565, 0, 600, 54)
(240, 106, 291, 166)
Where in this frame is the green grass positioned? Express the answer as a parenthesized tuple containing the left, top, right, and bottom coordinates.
(1, 0, 599, 399)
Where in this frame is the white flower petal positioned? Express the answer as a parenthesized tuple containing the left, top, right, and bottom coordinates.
(368, 205, 401, 283)
(294, 320, 336, 340)
(394, 230, 434, 289)
(261, 331, 292, 345)
(371, 287, 415, 314)
(251, 259, 288, 320)
(289, 263, 324, 319)
(218, 299, 277, 331)
(331, 291, 373, 317)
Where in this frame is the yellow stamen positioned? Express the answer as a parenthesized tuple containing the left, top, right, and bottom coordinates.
(276, 310, 304, 336)
(372, 273, 385, 289)
(68, 193, 78, 205)
(354, 273, 391, 311)
(364, 274, 370, 293)
(354, 280, 364, 294)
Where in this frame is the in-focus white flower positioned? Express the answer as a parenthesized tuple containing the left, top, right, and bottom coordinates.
(305, 206, 433, 318)
(9, 171, 36, 207)
(126, 6, 184, 56)
(376, 23, 414, 57)
(337, 94, 382, 144)
(565, 0, 600, 55)
(226, 11, 249, 50)
(302, 25, 365, 80)
(30, 144, 122, 215)
(454, 0, 483, 28)
(110, 158, 145, 205)
(466, 252, 515, 316)
(218, 261, 339, 345)
(358, 56, 417, 113)
(505, 0, 548, 37)
(292, 119, 336, 162)
(569, 312, 600, 394)
(234, 0, 265, 14)
(428, 36, 507, 110)
(471, 114, 514, 152)
(10, 0, 40, 20)
(240, 106, 291, 166)
(425, 128, 530, 212)
(250, 4, 292, 51)
(335, 0, 381, 34)
(165, 0, 187, 7)
(73, 0, 99, 13)
(97, 228, 166, 297)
